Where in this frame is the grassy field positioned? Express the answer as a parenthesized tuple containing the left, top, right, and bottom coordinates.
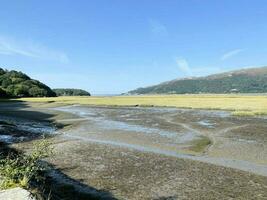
(17, 94, 267, 116)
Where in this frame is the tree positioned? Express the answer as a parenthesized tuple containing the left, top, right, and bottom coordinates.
(53, 88, 91, 96)
(0, 68, 56, 98)
(14, 85, 29, 97)
(0, 88, 7, 98)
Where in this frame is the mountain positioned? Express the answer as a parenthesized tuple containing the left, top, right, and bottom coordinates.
(128, 66, 267, 94)
(53, 88, 91, 96)
(0, 68, 56, 98)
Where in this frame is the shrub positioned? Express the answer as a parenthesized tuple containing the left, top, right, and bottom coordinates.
(0, 140, 53, 189)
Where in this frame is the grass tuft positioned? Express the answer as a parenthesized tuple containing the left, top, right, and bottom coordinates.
(188, 137, 212, 153)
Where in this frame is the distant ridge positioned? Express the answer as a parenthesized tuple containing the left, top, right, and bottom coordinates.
(128, 66, 267, 94)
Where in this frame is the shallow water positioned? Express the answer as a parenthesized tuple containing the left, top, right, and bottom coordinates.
(197, 120, 215, 128)
(55, 106, 202, 143)
(0, 115, 55, 134)
(54, 105, 267, 176)
(0, 135, 14, 143)
(0, 115, 56, 143)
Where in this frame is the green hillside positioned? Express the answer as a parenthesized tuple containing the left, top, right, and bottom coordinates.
(0, 68, 56, 98)
(53, 88, 91, 96)
(129, 67, 267, 94)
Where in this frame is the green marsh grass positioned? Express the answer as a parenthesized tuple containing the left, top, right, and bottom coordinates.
(19, 94, 267, 116)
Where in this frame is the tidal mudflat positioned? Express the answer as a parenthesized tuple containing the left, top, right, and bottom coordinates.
(1, 102, 267, 199)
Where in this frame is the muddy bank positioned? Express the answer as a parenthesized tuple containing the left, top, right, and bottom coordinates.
(1, 102, 267, 199)
(0, 103, 117, 200)
(50, 138, 267, 200)
(53, 105, 267, 174)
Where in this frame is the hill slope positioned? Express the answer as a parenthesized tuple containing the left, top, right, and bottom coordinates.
(128, 67, 267, 94)
(53, 88, 91, 96)
(0, 68, 56, 97)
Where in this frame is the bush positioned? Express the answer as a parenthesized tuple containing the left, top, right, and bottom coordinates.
(0, 140, 53, 189)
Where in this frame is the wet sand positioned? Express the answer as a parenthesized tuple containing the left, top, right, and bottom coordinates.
(1, 102, 267, 199)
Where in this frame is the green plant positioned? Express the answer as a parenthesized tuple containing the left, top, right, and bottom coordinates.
(0, 140, 53, 189)
(188, 136, 212, 153)
(0, 67, 56, 97)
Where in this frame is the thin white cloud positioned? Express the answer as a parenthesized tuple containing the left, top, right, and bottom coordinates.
(175, 57, 222, 77)
(149, 19, 168, 36)
(176, 57, 192, 76)
(221, 49, 245, 61)
(0, 35, 69, 64)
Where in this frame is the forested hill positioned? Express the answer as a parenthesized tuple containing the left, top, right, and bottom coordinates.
(53, 88, 91, 96)
(0, 68, 56, 97)
(128, 66, 267, 94)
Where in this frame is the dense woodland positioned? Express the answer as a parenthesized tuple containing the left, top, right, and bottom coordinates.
(53, 88, 91, 96)
(129, 67, 267, 94)
(0, 68, 56, 98)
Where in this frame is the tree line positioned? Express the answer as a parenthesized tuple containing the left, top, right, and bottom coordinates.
(0, 68, 91, 98)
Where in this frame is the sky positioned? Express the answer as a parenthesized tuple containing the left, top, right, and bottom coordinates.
(1, 0, 267, 94)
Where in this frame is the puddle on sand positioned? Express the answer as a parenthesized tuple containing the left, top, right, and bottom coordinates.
(197, 120, 215, 128)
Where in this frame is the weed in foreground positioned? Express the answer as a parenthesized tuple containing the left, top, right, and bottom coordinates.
(0, 140, 53, 189)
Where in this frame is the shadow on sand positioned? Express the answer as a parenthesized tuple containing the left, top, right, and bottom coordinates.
(0, 100, 117, 200)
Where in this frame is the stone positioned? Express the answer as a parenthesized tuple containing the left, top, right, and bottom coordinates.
(0, 187, 35, 200)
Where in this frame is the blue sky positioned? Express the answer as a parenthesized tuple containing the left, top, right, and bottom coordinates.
(1, 0, 267, 94)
